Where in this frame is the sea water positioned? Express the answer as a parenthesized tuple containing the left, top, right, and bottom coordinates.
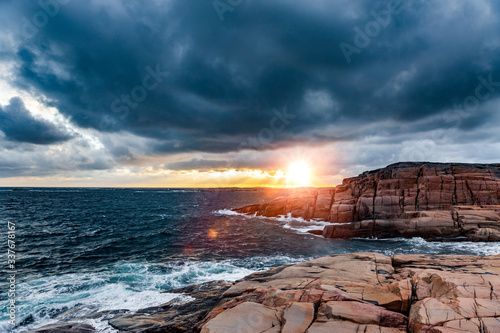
(1, 188, 499, 332)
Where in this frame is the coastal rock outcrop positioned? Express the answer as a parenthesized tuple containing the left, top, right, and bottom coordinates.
(27, 253, 500, 332)
(197, 253, 500, 333)
(234, 162, 500, 240)
(25, 282, 233, 333)
(108, 281, 233, 332)
(29, 323, 95, 333)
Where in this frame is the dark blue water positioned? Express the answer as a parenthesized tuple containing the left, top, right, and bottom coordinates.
(1, 188, 499, 332)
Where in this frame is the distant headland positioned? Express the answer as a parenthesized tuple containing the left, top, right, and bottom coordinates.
(235, 162, 500, 241)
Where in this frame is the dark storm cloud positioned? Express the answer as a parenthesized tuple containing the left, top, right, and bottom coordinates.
(165, 158, 232, 171)
(0, 97, 73, 144)
(2, 0, 500, 155)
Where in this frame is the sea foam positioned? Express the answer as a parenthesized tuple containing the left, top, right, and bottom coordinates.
(1, 255, 307, 332)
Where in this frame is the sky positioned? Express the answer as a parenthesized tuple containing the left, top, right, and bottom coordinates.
(1, 0, 500, 187)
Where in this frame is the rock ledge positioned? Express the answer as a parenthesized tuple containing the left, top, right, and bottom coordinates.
(235, 162, 500, 240)
(198, 252, 500, 332)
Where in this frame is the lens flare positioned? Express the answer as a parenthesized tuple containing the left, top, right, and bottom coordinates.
(208, 229, 218, 239)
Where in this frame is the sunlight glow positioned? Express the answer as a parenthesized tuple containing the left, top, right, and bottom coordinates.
(286, 161, 311, 186)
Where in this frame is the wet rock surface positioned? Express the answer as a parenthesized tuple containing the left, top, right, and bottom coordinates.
(235, 162, 500, 240)
(26, 281, 232, 333)
(27, 323, 95, 333)
(107, 281, 233, 332)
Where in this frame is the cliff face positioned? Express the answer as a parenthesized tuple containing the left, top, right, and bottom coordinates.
(331, 162, 500, 222)
(235, 162, 500, 240)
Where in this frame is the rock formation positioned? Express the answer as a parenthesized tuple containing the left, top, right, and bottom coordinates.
(235, 162, 500, 240)
(196, 253, 500, 333)
(27, 281, 233, 333)
(29, 252, 500, 332)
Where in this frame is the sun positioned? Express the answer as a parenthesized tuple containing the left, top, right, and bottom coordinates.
(286, 161, 311, 186)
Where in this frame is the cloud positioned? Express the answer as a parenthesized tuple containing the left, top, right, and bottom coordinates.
(0, 97, 73, 144)
(164, 158, 233, 172)
(1, 0, 500, 181)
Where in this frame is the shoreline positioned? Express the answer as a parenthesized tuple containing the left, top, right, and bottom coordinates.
(234, 162, 500, 242)
(28, 252, 500, 332)
(13, 161, 500, 332)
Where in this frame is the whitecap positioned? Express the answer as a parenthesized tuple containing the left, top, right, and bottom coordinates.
(213, 209, 248, 216)
(1, 257, 293, 332)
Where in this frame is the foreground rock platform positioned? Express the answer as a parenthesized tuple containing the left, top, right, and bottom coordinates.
(199, 252, 500, 333)
(235, 162, 500, 240)
(27, 252, 500, 332)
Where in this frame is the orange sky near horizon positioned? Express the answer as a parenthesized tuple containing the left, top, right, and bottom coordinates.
(0, 164, 344, 188)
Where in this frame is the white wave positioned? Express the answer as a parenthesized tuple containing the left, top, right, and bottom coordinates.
(351, 237, 500, 256)
(160, 261, 254, 288)
(213, 209, 249, 216)
(2, 256, 302, 332)
(403, 237, 500, 256)
(1, 264, 192, 332)
(231, 254, 314, 270)
(214, 210, 334, 236)
(169, 189, 201, 193)
(282, 220, 331, 235)
(214, 210, 309, 221)
(134, 189, 201, 193)
(214, 210, 331, 223)
(79, 318, 120, 333)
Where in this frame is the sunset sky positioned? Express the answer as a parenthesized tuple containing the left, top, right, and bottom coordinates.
(1, 0, 500, 187)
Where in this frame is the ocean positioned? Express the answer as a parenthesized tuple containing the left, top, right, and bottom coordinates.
(1, 187, 499, 332)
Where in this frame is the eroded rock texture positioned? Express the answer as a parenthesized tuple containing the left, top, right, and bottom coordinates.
(27, 253, 500, 332)
(198, 253, 500, 333)
(234, 162, 500, 240)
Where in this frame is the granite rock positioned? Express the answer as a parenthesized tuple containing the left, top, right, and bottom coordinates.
(235, 162, 500, 240)
(28, 253, 500, 333)
(27, 323, 95, 333)
(199, 253, 500, 333)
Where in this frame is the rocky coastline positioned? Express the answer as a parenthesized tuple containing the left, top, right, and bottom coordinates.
(26, 162, 500, 333)
(30, 252, 500, 332)
(235, 162, 500, 241)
